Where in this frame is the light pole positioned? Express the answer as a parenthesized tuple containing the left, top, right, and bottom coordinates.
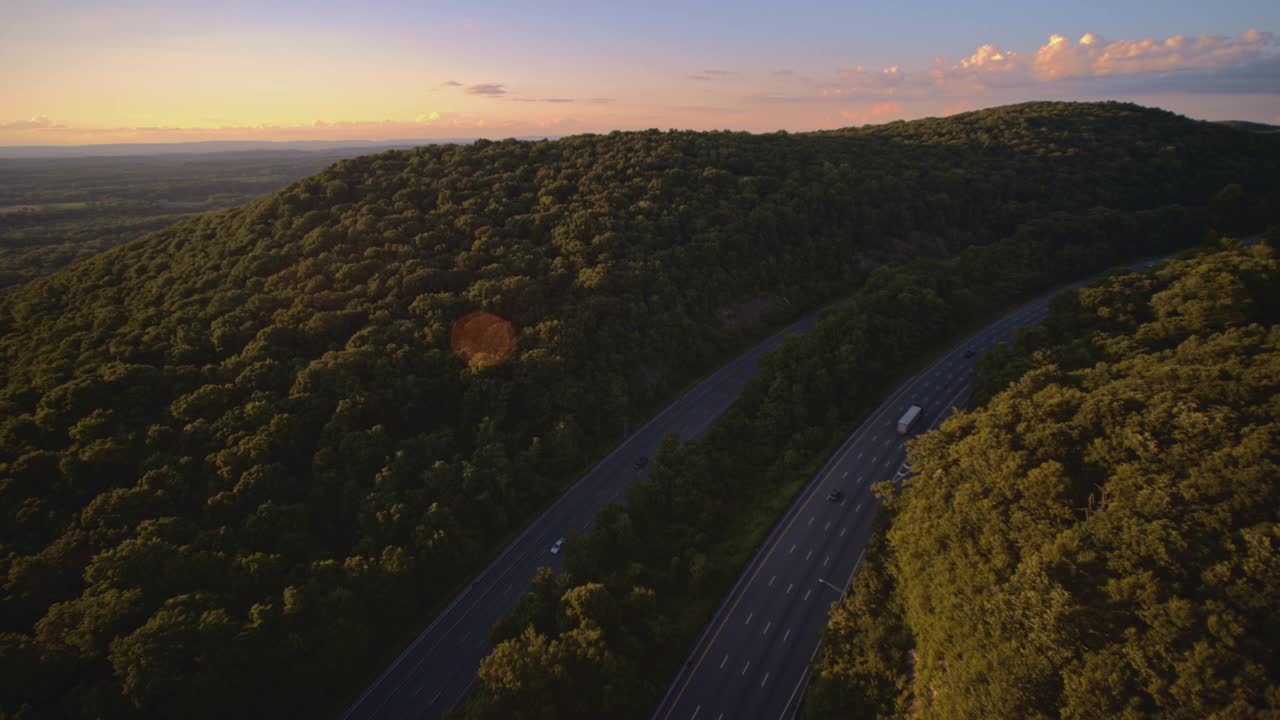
(816, 578, 847, 605)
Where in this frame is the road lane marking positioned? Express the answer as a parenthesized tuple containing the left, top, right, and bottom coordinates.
(805, 549, 813, 560)
(761, 672, 770, 687)
(789, 544, 796, 554)
(763, 621, 771, 634)
(742, 661, 751, 675)
(745, 612, 753, 625)
(808, 516, 814, 527)
(856, 452, 863, 460)
(429, 691, 441, 705)
(839, 526, 846, 537)
(783, 628, 791, 642)
(857, 475, 864, 484)
(768, 575, 776, 587)
(823, 555, 831, 567)
(414, 682, 425, 696)
(691, 705, 701, 720)
(786, 583, 793, 594)
(871, 455, 878, 464)
(720, 654, 728, 669)
(855, 503, 862, 512)
(804, 589, 812, 601)
(824, 521, 830, 531)
(842, 471, 848, 478)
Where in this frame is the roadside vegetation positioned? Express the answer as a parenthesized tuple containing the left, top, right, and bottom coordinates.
(805, 239, 1280, 719)
(1, 101, 1277, 718)
(454, 213, 1275, 719)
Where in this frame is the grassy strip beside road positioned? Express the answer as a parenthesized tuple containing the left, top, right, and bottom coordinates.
(451, 203, 1219, 720)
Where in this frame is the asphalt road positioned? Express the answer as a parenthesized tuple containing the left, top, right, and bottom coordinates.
(650, 297, 1058, 720)
(340, 312, 820, 720)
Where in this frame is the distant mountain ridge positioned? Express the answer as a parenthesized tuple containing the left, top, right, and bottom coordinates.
(0, 138, 541, 159)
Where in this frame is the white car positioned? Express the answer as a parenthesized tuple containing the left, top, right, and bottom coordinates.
(549, 537, 566, 554)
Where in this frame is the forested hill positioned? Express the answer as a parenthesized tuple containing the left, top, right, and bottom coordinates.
(806, 241, 1280, 718)
(0, 101, 1277, 718)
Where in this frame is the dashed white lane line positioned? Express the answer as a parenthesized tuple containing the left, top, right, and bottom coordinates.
(768, 575, 776, 587)
(414, 683, 425, 697)
(857, 475, 864, 484)
(691, 705, 701, 720)
(857, 452, 863, 460)
(783, 628, 791, 642)
(855, 503, 862, 512)
(871, 455, 878, 464)
(745, 612, 753, 625)
(808, 516, 815, 527)
(761, 672, 770, 687)
(804, 589, 812, 601)
(429, 691, 441, 705)
(763, 621, 771, 634)
(720, 654, 728, 669)
(824, 521, 831, 531)
(789, 544, 796, 554)
(741, 661, 751, 676)
(839, 527, 846, 537)
(786, 583, 793, 594)
(823, 555, 831, 567)
(842, 471, 848, 478)
(805, 549, 813, 560)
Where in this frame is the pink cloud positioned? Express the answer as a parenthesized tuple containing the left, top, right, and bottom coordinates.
(839, 101, 904, 125)
(1030, 29, 1274, 80)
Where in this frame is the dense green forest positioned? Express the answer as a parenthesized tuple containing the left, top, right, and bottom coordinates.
(453, 211, 1270, 719)
(804, 241, 1280, 719)
(0, 150, 381, 289)
(1, 101, 1278, 718)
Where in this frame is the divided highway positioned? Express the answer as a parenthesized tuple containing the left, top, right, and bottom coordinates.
(341, 312, 819, 720)
(651, 296, 1059, 720)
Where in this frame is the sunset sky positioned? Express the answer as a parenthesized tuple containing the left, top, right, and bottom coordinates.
(3, 0, 1278, 145)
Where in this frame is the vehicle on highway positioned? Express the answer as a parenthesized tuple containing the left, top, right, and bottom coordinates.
(634, 456, 649, 470)
(963, 348, 976, 358)
(826, 489, 844, 503)
(897, 405, 923, 435)
(549, 537, 565, 554)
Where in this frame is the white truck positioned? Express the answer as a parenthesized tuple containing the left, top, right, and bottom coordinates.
(897, 405, 922, 435)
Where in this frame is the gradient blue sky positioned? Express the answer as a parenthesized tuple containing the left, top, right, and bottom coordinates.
(2, 0, 1278, 143)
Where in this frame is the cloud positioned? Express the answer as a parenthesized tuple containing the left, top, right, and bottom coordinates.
(464, 83, 508, 96)
(509, 97, 576, 103)
(416, 111, 441, 122)
(1032, 29, 1275, 80)
(757, 27, 1280, 106)
(689, 69, 736, 81)
(0, 114, 61, 130)
(441, 80, 463, 87)
(583, 98, 615, 104)
(839, 101, 905, 125)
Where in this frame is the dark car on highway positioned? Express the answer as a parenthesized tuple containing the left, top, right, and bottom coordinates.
(827, 489, 844, 503)
(634, 456, 649, 470)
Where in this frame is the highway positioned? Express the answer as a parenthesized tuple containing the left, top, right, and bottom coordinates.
(340, 311, 820, 720)
(650, 296, 1057, 720)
